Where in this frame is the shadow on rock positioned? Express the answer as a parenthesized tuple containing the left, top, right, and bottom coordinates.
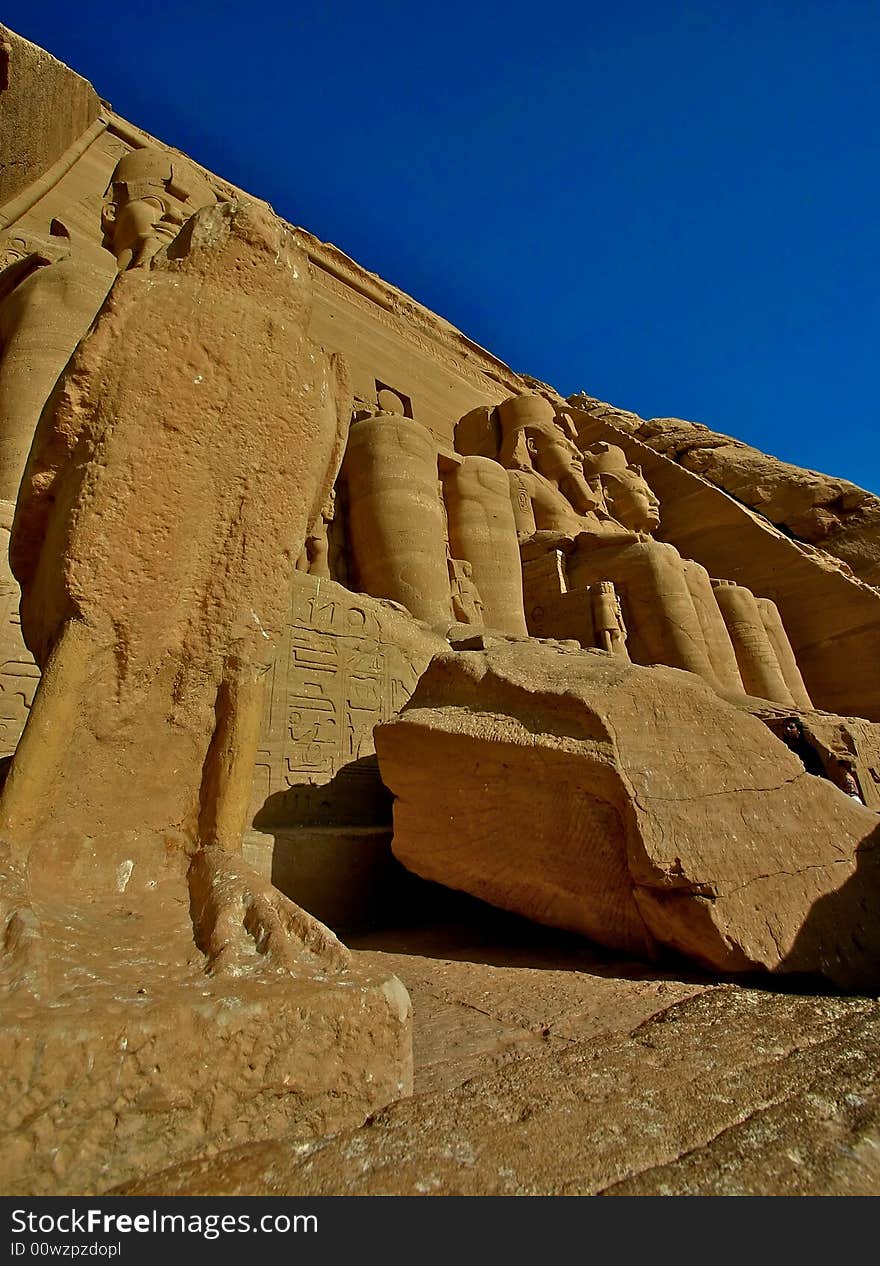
(780, 820, 880, 993)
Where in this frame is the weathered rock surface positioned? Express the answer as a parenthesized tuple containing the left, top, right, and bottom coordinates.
(243, 575, 449, 931)
(0, 200, 414, 1196)
(0, 24, 100, 209)
(0, 498, 38, 758)
(0, 845, 413, 1197)
(353, 939, 710, 1097)
(570, 393, 880, 588)
(0, 233, 116, 504)
(756, 705, 880, 810)
(114, 985, 880, 1196)
(375, 640, 880, 987)
(567, 406, 880, 722)
(5, 198, 349, 866)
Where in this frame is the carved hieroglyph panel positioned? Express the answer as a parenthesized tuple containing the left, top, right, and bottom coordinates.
(251, 575, 431, 829)
(0, 511, 39, 759)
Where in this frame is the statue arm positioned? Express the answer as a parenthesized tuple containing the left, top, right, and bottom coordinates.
(507, 470, 537, 539)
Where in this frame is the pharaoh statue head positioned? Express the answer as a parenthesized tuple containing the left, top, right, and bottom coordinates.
(101, 147, 217, 271)
(496, 394, 603, 516)
(580, 442, 661, 534)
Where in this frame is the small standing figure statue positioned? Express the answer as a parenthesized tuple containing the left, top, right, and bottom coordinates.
(296, 490, 336, 579)
(448, 557, 484, 626)
(591, 580, 628, 657)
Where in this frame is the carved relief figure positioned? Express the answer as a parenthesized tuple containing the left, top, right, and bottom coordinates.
(296, 490, 336, 579)
(448, 558, 484, 625)
(591, 580, 628, 657)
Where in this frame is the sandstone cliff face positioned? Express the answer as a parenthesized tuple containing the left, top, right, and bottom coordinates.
(2, 24, 880, 1202)
(569, 393, 880, 588)
(0, 24, 101, 210)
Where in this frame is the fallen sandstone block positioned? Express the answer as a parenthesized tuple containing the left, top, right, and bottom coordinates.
(375, 641, 880, 988)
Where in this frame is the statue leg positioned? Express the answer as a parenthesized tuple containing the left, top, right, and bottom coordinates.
(189, 662, 352, 975)
(682, 561, 744, 693)
(570, 540, 717, 684)
(712, 581, 796, 706)
(756, 597, 813, 709)
(0, 618, 94, 849)
(197, 666, 267, 852)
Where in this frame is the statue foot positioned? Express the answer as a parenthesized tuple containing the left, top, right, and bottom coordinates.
(188, 845, 351, 977)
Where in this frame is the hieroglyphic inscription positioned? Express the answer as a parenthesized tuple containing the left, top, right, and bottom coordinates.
(251, 574, 428, 828)
(0, 517, 39, 759)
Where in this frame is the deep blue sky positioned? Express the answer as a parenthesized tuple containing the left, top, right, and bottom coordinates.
(6, 1, 879, 491)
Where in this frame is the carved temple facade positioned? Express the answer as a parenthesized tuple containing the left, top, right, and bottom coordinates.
(2, 24, 880, 929)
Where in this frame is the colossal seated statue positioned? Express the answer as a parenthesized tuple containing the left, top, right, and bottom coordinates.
(100, 147, 217, 273)
(491, 393, 812, 708)
(338, 396, 743, 667)
(441, 454, 528, 637)
(340, 406, 528, 637)
(1, 200, 352, 913)
(0, 232, 115, 503)
(343, 410, 453, 627)
(0, 147, 217, 505)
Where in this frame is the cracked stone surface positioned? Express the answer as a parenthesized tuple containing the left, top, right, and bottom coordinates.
(375, 640, 880, 987)
(114, 969, 880, 1196)
(0, 842, 414, 1198)
(358, 961, 708, 1098)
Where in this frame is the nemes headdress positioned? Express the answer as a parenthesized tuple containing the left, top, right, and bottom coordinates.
(496, 393, 578, 470)
(102, 147, 215, 225)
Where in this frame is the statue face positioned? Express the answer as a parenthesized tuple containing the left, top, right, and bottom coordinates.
(102, 148, 216, 271)
(605, 470, 661, 533)
(102, 193, 191, 271)
(527, 427, 585, 484)
(526, 425, 605, 517)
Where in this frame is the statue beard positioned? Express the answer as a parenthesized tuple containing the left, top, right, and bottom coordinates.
(560, 470, 603, 515)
